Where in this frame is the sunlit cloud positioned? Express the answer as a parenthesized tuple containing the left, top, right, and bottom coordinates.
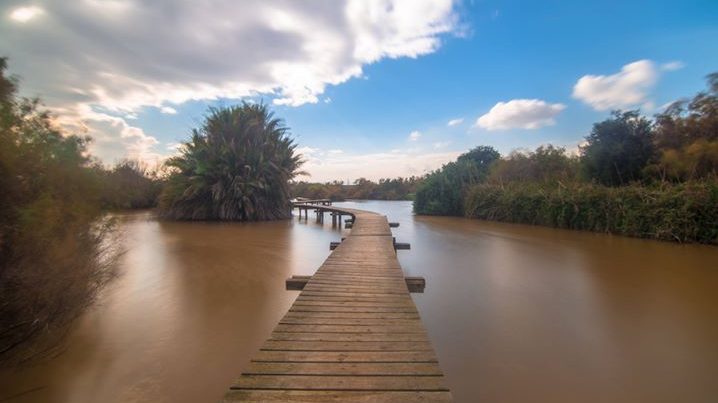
(408, 130, 421, 141)
(160, 106, 177, 114)
(475, 99, 565, 130)
(9, 6, 43, 23)
(1, 0, 459, 164)
(572, 60, 658, 111)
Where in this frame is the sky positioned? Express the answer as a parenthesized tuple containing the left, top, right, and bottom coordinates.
(2, 0, 717, 182)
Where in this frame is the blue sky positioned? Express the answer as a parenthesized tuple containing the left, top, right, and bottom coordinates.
(2, 0, 717, 181)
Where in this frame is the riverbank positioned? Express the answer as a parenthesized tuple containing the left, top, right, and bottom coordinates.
(463, 181, 718, 244)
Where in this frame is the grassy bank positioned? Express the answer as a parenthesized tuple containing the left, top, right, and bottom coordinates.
(464, 181, 718, 244)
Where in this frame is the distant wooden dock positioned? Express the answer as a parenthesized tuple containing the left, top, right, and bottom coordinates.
(221, 201, 451, 402)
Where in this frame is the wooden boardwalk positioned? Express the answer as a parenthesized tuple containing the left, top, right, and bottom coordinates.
(221, 205, 451, 402)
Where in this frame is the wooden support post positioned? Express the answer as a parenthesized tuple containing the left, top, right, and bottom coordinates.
(389, 222, 400, 228)
(393, 237, 410, 250)
(405, 277, 425, 293)
(285, 275, 312, 290)
(329, 241, 341, 250)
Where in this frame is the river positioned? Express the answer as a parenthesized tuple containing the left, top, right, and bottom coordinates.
(1, 201, 716, 403)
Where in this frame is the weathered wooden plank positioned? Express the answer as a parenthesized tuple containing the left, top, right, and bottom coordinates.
(251, 350, 438, 363)
(261, 340, 434, 352)
(289, 305, 417, 313)
(231, 374, 449, 391)
(283, 311, 419, 320)
(269, 332, 428, 342)
(274, 324, 426, 334)
(222, 390, 453, 402)
(279, 317, 422, 326)
(244, 362, 443, 376)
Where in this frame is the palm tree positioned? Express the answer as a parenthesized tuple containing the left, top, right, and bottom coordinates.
(159, 103, 303, 221)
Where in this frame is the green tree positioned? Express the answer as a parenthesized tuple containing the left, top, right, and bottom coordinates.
(0, 58, 116, 365)
(414, 145, 500, 215)
(159, 103, 303, 220)
(581, 110, 655, 186)
(647, 72, 718, 181)
(490, 145, 578, 183)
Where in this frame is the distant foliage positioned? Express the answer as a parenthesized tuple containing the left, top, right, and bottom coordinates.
(645, 74, 718, 181)
(100, 159, 162, 209)
(414, 146, 500, 215)
(291, 176, 423, 201)
(489, 145, 579, 184)
(464, 181, 718, 244)
(0, 58, 117, 365)
(159, 103, 302, 220)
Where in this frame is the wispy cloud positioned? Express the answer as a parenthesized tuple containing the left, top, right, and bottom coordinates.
(661, 61, 685, 71)
(408, 130, 422, 141)
(447, 118, 464, 127)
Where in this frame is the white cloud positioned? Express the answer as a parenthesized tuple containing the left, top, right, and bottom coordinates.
(432, 141, 451, 149)
(1, 0, 458, 162)
(9, 6, 43, 23)
(408, 130, 421, 141)
(328, 149, 344, 154)
(475, 99, 565, 130)
(572, 60, 658, 110)
(447, 118, 464, 126)
(661, 61, 685, 71)
(160, 106, 177, 114)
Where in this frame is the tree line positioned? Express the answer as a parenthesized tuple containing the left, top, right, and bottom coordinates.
(291, 176, 423, 201)
(414, 73, 718, 243)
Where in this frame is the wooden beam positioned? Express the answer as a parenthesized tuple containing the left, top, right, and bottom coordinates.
(389, 222, 400, 228)
(329, 241, 341, 250)
(286, 275, 312, 290)
(286, 275, 425, 293)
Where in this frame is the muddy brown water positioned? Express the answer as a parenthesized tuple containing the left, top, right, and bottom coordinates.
(1, 201, 717, 403)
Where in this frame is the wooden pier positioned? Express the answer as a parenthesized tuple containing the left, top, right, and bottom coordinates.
(221, 202, 451, 402)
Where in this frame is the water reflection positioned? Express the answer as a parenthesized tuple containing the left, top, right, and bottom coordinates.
(1, 203, 717, 403)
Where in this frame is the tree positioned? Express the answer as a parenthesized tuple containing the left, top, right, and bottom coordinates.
(414, 145, 500, 215)
(159, 103, 303, 220)
(647, 72, 718, 181)
(580, 110, 655, 186)
(0, 58, 116, 365)
(490, 145, 578, 183)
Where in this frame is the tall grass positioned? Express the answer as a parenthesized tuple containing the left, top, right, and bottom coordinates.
(464, 181, 718, 244)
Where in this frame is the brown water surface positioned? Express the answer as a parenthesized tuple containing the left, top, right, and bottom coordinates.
(1, 201, 717, 403)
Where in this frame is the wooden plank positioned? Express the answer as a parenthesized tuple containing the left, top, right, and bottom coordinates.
(231, 375, 449, 391)
(251, 351, 438, 363)
(269, 333, 428, 342)
(274, 324, 426, 333)
(261, 340, 434, 352)
(223, 390, 452, 402)
(244, 362, 443, 376)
